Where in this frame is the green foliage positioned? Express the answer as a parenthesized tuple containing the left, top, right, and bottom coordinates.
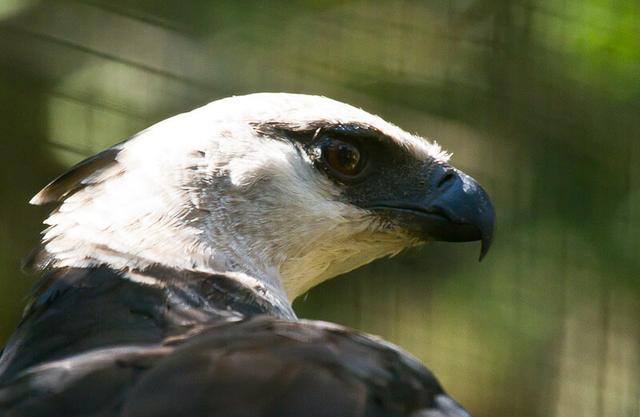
(0, 1, 638, 416)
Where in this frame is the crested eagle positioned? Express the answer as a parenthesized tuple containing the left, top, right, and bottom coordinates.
(0, 93, 494, 417)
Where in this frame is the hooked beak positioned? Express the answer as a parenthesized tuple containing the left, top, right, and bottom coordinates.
(367, 164, 495, 260)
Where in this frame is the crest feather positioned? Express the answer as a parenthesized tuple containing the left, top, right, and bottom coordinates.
(30, 147, 124, 205)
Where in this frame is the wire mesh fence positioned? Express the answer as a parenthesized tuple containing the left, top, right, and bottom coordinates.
(0, 1, 638, 416)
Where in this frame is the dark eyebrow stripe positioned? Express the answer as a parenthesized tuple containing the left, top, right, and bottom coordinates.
(250, 121, 392, 146)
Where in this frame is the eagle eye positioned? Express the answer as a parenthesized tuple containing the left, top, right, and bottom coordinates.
(321, 139, 366, 179)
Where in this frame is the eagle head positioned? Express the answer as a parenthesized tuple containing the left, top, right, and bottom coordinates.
(31, 93, 494, 302)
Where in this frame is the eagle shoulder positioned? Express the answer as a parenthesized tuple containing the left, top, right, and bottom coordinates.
(1, 316, 462, 417)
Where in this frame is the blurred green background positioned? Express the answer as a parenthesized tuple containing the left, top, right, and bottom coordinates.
(0, 1, 638, 416)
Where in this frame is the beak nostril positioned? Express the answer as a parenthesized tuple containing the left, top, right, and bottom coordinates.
(436, 170, 456, 189)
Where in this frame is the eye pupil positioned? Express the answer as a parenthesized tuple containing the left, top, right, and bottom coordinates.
(337, 143, 359, 170)
(323, 139, 364, 177)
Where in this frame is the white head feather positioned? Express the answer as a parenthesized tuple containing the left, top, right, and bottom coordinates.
(32, 93, 449, 304)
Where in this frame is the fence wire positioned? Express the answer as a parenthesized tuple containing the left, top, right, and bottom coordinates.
(0, 1, 638, 416)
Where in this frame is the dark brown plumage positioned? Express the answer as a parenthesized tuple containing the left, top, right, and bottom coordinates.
(0, 267, 467, 417)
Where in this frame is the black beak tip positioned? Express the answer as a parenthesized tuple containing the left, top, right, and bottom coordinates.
(477, 203, 495, 262)
(460, 173, 495, 262)
(479, 233, 492, 262)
